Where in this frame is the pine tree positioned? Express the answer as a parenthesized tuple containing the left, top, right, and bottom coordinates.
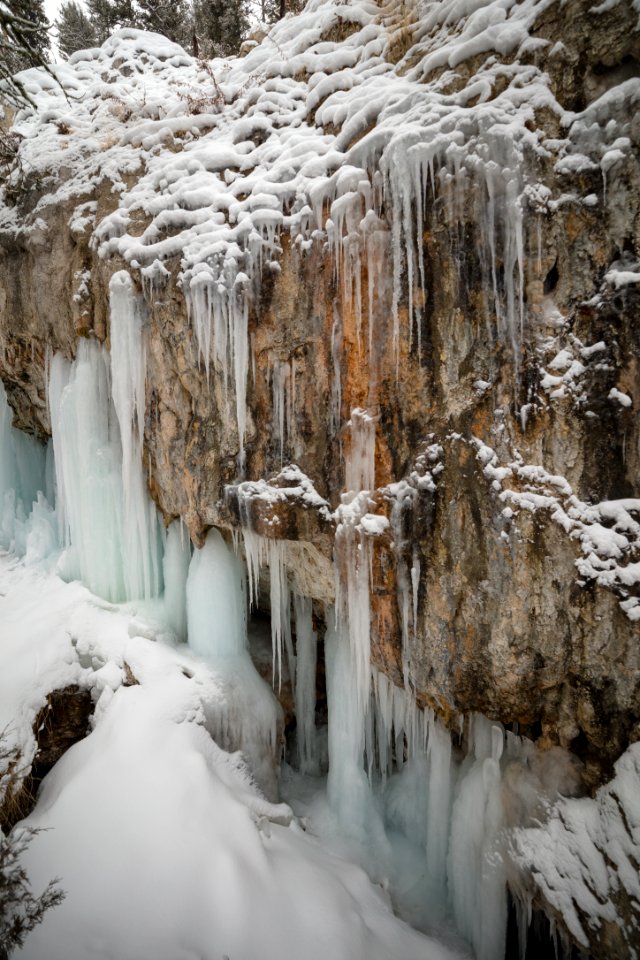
(0, 827, 65, 959)
(135, 0, 192, 47)
(85, 0, 136, 44)
(0, 736, 65, 960)
(2, 0, 50, 75)
(0, 0, 52, 105)
(260, 0, 305, 23)
(56, 1, 97, 58)
(193, 0, 249, 58)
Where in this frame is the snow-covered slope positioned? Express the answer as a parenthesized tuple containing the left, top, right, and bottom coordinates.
(0, 553, 463, 960)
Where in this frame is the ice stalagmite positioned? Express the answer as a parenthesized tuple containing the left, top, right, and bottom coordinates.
(186, 528, 282, 798)
(187, 527, 248, 661)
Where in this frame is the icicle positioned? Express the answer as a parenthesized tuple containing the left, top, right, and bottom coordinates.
(268, 537, 294, 694)
(185, 260, 250, 472)
(345, 408, 376, 494)
(270, 358, 296, 465)
(162, 519, 192, 642)
(411, 551, 420, 644)
(330, 303, 342, 436)
(240, 528, 294, 694)
(293, 593, 318, 774)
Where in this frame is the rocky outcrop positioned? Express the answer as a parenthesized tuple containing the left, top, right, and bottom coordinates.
(0, 686, 93, 832)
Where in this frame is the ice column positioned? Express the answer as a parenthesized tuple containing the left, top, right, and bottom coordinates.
(293, 594, 318, 774)
(325, 607, 385, 843)
(49, 342, 126, 600)
(109, 271, 163, 600)
(162, 520, 191, 642)
(328, 409, 379, 833)
(448, 716, 508, 960)
(48, 328, 162, 604)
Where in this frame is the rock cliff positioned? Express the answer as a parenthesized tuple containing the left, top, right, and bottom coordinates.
(1, 0, 639, 953)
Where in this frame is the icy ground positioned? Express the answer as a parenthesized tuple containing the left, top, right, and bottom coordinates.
(0, 552, 466, 960)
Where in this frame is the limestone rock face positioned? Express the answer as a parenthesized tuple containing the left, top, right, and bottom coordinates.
(0, 0, 638, 873)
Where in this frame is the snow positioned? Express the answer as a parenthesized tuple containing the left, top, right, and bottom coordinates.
(5, 0, 629, 439)
(228, 463, 332, 521)
(0, 554, 465, 960)
(512, 743, 640, 954)
(609, 386, 633, 408)
(466, 435, 640, 621)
